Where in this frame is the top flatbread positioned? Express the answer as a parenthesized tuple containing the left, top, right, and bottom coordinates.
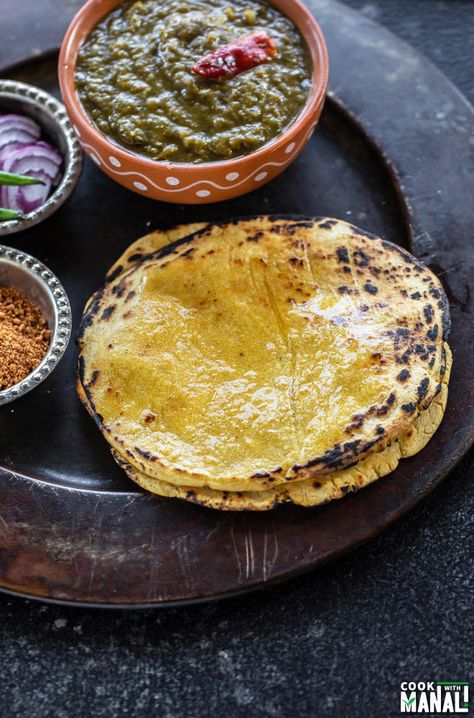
(76, 344, 451, 510)
(77, 217, 450, 492)
(105, 222, 209, 283)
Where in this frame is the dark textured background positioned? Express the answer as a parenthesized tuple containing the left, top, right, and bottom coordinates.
(1, 1, 473, 716)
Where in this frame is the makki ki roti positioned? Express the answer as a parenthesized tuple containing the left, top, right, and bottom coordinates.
(78, 219, 452, 490)
(78, 345, 451, 510)
(105, 222, 210, 283)
(77, 217, 451, 498)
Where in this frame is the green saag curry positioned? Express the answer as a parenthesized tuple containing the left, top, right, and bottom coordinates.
(75, 0, 312, 163)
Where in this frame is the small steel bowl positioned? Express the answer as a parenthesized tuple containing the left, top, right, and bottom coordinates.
(0, 245, 72, 405)
(0, 80, 83, 236)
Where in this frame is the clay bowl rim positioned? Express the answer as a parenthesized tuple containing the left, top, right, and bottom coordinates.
(58, 0, 329, 172)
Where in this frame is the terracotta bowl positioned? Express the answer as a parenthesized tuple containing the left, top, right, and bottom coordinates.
(59, 0, 328, 205)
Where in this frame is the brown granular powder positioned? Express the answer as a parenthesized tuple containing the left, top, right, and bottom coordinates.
(0, 285, 51, 391)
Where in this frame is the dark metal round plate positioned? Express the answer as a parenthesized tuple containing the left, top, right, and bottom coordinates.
(0, 0, 472, 607)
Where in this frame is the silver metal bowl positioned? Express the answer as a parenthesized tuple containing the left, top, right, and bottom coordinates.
(0, 245, 72, 405)
(0, 80, 83, 236)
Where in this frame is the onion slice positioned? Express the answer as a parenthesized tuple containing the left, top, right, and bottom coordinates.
(0, 143, 28, 169)
(0, 114, 41, 136)
(0, 114, 41, 158)
(0, 127, 40, 152)
(1, 177, 52, 213)
(2, 142, 62, 213)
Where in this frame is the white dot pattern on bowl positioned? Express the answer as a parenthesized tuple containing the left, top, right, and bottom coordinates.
(77, 121, 317, 201)
(109, 156, 121, 167)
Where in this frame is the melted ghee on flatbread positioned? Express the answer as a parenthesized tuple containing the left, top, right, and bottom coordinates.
(78, 219, 449, 491)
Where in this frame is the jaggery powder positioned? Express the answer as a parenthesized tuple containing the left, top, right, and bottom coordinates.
(0, 285, 51, 391)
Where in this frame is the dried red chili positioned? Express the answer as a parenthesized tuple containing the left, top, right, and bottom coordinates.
(192, 31, 277, 80)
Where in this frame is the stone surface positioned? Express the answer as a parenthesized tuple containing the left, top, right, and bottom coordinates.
(0, 1, 472, 716)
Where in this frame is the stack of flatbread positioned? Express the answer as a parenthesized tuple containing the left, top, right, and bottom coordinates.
(77, 217, 451, 510)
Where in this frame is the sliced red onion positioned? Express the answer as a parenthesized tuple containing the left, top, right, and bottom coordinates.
(0, 114, 41, 136)
(0, 142, 26, 169)
(0, 127, 40, 152)
(52, 168, 62, 188)
(3, 181, 52, 213)
(36, 142, 64, 184)
(0, 112, 63, 213)
(36, 140, 59, 150)
(0, 139, 62, 170)
(0, 114, 41, 158)
(2, 142, 62, 213)
(3, 142, 62, 177)
(0, 116, 41, 169)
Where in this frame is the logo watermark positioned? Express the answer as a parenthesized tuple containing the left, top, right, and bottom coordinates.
(400, 682, 469, 713)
